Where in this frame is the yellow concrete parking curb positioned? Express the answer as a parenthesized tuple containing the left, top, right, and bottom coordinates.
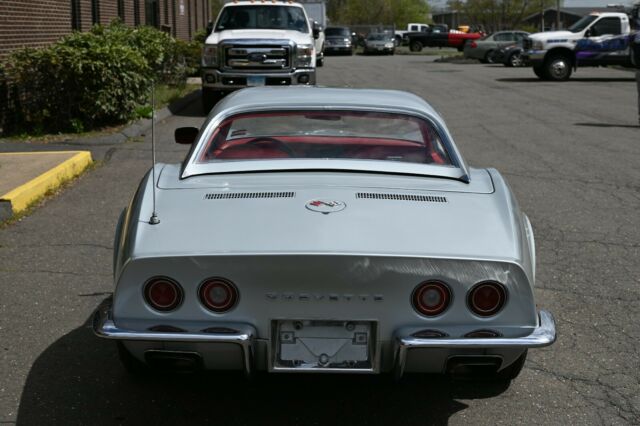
(0, 151, 93, 219)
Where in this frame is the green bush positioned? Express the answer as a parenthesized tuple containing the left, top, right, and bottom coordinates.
(1, 21, 193, 135)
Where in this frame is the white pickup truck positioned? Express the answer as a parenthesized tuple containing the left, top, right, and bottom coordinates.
(394, 23, 429, 46)
(201, 1, 319, 113)
(523, 10, 637, 81)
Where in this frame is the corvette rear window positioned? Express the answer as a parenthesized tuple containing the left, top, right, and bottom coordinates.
(198, 111, 452, 165)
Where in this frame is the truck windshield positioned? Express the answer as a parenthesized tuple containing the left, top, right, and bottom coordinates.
(325, 28, 350, 37)
(216, 5, 309, 33)
(568, 15, 598, 32)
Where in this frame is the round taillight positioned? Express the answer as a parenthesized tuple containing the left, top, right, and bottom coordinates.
(412, 281, 451, 316)
(468, 281, 507, 316)
(143, 277, 183, 312)
(199, 278, 238, 313)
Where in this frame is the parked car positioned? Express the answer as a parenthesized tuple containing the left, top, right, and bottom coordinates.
(406, 28, 483, 52)
(93, 86, 556, 380)
(463, 31, 529, 63)
(363, 32, 395, 55)
(491, 42, 526, 67)
(324, 26, 353, 55)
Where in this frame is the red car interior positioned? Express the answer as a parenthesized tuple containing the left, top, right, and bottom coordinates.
(200, 111, 452, 165)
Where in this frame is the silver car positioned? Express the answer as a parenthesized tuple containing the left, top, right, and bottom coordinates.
(464, 31, 529, 63)
(363, 33, 395, 55)
(94, 87, 555, 380)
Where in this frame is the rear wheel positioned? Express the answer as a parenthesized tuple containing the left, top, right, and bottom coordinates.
(409, 41, 423, 52)
(544, 53, 572, 81)
(533, 64, 546, 79)
(484, 50, 495, 64)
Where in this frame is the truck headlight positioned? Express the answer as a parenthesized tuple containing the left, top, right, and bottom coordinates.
(295, 44, 314, 67)
(202, 44, 218, 67)
(532, 40, 543, 50)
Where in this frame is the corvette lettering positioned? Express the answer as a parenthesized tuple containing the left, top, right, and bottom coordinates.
(266, 292, 384, 302)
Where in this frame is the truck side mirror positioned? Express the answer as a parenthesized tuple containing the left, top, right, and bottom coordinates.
(175, 127, 199, 144)
(585, 28, 593, 37)
(313, 22, 320, 39)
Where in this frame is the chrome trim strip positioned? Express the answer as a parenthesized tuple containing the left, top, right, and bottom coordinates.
(92, 297, 256, 375)
(393, 309, 556, 379)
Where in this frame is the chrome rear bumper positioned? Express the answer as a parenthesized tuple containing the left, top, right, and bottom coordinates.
(393, 310, 556, 378)
(92, 298, 256, 375)
(94, 299, 555, 378)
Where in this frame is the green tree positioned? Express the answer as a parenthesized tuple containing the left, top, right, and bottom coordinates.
(447, 0, 555, 32)
(327, 0, 429, 27)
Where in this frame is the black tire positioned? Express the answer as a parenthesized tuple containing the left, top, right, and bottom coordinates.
(533, 64, 546, 79)
(504, 52, 522, 67)
(409, 41, 423, 52)
(544, 53, 572, 81)
(485, 50, 495, 64)
(317, 56, 324, 67)
(117, 341, 149, 376)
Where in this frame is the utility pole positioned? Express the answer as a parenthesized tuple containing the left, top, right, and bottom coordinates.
(556, 0, 561, 29)
(540, 0, 545, 31)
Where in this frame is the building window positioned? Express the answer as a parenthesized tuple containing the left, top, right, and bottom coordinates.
(91, 0, 100, 25)
(171, 0, 177, 36)
(164, 0, 169, 24)
(71, 0, 81, 30)
(145, 0, 160, 27)
(117, 0, 125, 20)
(134, 0, 140, 25)
(187, 0, 192, 38)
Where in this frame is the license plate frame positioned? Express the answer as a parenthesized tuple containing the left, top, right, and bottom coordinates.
(247, 76, 266, 86)
(271, 320, 377, 372)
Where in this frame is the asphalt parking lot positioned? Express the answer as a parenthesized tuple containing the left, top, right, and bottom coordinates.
(1, 54, 639, 425)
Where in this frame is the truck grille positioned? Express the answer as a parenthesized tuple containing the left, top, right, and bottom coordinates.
(223, 44, 291, 71)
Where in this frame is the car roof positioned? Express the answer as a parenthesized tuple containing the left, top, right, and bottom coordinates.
(184, 87, 470, 181)
(213, 86, 442, 118)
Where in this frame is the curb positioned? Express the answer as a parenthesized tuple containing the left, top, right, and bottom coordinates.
(53, 89, 202, 146)
(0, 151, 93, 220)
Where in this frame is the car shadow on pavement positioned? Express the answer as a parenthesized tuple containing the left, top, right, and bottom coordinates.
(496, 77, 635, 83)
(16, 311, 510, 425)
(574, 122, 640, 129)
(170, 95, 207, 118)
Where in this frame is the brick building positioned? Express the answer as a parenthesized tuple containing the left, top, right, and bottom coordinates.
(0, 0, 211, 58)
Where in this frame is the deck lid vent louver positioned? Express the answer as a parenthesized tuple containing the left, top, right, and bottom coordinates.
(204, 191, 295, 200)
(356, 193, 447, 203)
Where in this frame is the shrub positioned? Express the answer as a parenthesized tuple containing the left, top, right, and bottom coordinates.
(1, 21, 193, 135)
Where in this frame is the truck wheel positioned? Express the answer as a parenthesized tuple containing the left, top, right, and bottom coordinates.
(317, 56, 324, 67)
(533, 65, 546, 79)
(544, 54, 572, 81)
(202, 88, 221, 115)
(409, 41, 423, 52)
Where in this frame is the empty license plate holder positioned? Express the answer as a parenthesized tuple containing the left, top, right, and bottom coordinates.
(272, 320, 376, 372)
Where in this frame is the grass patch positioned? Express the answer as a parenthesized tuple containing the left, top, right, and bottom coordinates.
(134, 83, 199, 119)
